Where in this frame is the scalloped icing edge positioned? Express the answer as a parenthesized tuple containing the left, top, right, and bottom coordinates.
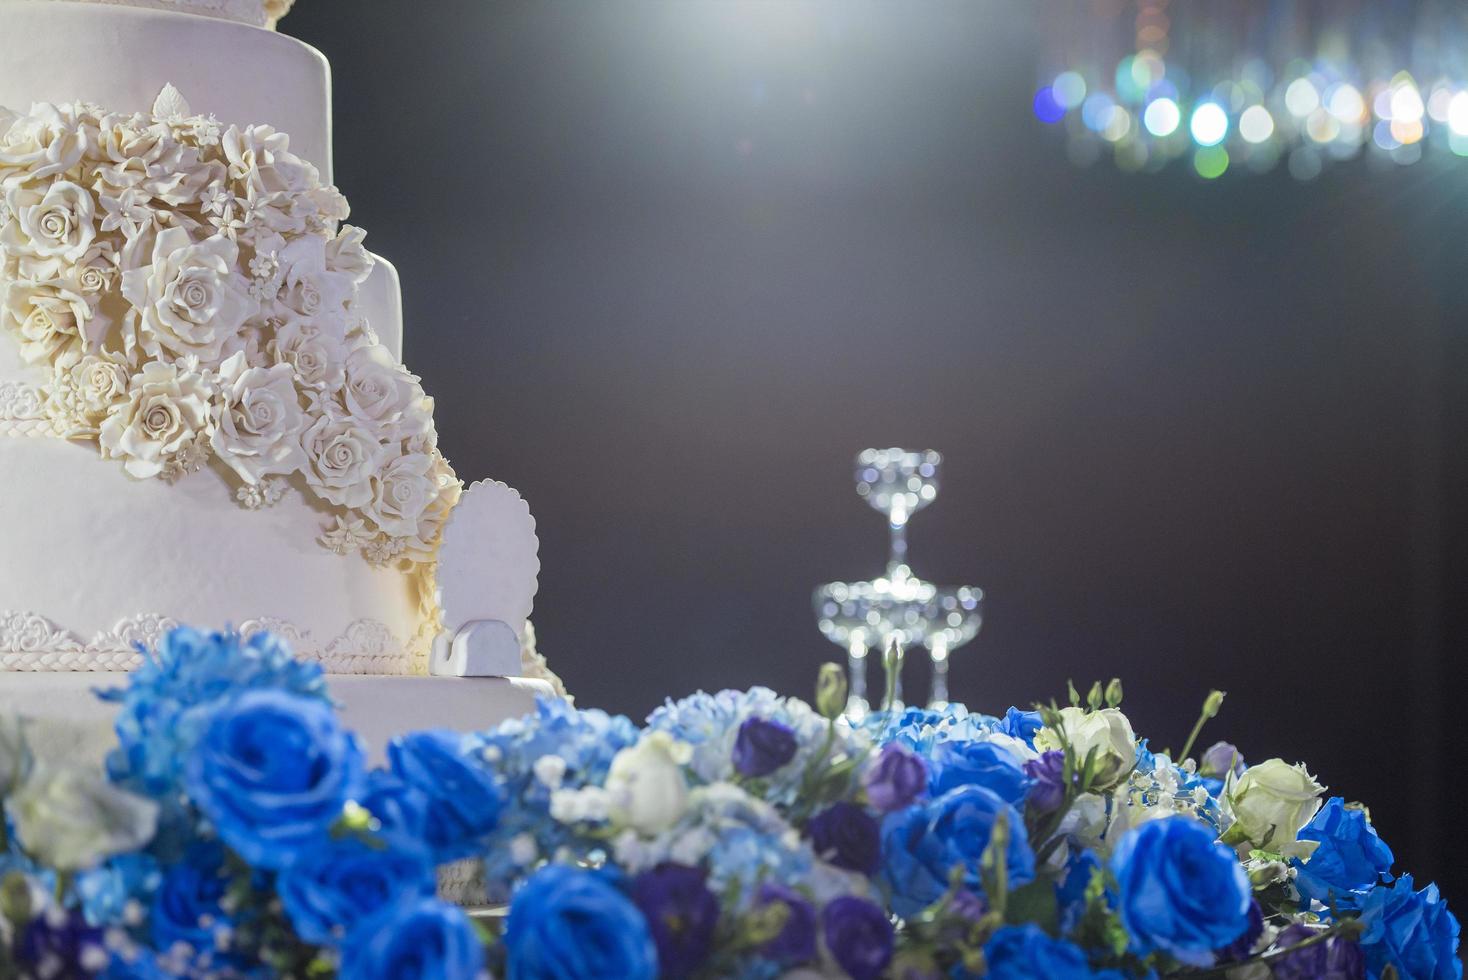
(434, 478, 542, 638)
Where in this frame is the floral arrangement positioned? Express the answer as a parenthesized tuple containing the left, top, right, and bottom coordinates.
(0, 90, 457, 565)
(0, 625, 1459, 979)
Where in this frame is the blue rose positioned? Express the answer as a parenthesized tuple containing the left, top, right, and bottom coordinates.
(339, 897, 484, 980)
(806, 802, 881, 875)
(388, 730, 502, 862)
(984, 923, 1127, 979)
(278, 833, 436, 946)
(821, 896, 893, 980)
(755, 882, 816, 965)
(104, 626, 327, 799)
(1292, 797, 1394, 913)
(185, 689, 364, 870)
(732, 717, 798, 778)
(997, 707, 1044, 747)
(928, 739, 1031, 804)
(630, 863, 719, 978)
(150, 841, 231, 954)
(1358, 874, 1461, 980)
(880, 785, 1035, 919)
(503, 864, 657, 979)
(862, 743, 928, 813)
(358, 769, 431, 839)
(1110, 816, 1251, 966)
(1056, 849, 1101, 932)
(1269, 923, 1365, 980)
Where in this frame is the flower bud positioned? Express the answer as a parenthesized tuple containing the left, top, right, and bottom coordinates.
(815, 663, 848, 720)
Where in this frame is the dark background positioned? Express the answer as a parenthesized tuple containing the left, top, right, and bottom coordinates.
(286, 1, 1465, 906)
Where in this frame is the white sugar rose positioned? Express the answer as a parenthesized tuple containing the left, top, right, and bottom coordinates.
(121, 227, 257, 362)
(0, 103, 86, 180)
(69, 241, 119, 297)
(52, 353, 132, 432)
(1034, 706, 1137, 792)
(1222, 759, 1324, 857)
(274, 235, 354, 334)
(99, 360, 213, 479)
(95, 112, 174, 186)
(364, 451, 437, 538)
(300, 412, 384, 508)
(269, 319, 346, 395)
(0, 181, 97, 262)
(210, 352, 309, 484)
(325, 225, 375, 285)
(605, 731, 692, 836)
(1, 278, 95, 364)
(342, 344, 421, 425)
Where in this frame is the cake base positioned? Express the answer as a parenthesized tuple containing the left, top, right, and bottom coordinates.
(1, 672, 552, 766)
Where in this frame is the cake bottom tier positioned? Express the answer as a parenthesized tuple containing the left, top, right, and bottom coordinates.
(1, 672, 552, 767)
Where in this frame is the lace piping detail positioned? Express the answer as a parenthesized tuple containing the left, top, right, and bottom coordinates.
(0, 610, 429, 674)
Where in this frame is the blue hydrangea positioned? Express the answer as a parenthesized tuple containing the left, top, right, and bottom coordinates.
(866, 703, 998, 754)
(647, 688, 869, 805)
(466, 697, 640, 899)
(100, 626, 327, 798)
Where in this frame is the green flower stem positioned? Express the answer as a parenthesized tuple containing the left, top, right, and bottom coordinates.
(1177, 690, 1225, 764)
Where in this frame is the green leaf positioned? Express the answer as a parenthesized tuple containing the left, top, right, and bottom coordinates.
(1005, 879, 1059, 932)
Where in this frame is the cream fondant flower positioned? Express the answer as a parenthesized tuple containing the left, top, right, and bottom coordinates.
(51, 352, 133, 432)
(0, 181, 98, 263)
(269, 318, 346, 396)
(99, 359, 214, 479)
(325, 225, 375, 285)
(0, 278, 95, 364)
(364, 451, 439, 538)
(341, 344, 421, 426)
(300, 412, 384, 509)
(120, 227, 257, 363)
(210, 352, 309, 485)
(273, 235, 354, 334)
(0, 103, 87, 180)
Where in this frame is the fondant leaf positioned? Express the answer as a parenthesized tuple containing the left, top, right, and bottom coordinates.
(152, 84, 191, 120)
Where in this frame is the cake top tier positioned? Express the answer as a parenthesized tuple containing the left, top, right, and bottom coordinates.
(24, 0, 294, 28)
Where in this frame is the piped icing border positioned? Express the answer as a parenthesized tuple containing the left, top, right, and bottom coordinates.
(0, 87, 459, 568)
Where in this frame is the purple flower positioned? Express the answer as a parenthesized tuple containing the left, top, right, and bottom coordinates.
(1023, 750, 1068, 815)
(1199, 741, 1245, 780)
(862, 744, 927, 813)
(755, 882, 816, 965)
(821, 896, 893, 980)
(17, 908, 107, 978)
(806, 802, 881, 875)
(732, 717, 798, 778)
(1217, 899, 1265, 962)
(630, 864, 719, 979)
(1270, 924, 1366, 980)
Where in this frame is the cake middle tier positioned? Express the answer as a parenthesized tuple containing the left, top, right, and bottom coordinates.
(0, 436, 431, 674)
(0, 0, 332, 179)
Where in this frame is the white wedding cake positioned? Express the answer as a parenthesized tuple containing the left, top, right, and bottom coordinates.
(0, 0, 559, 758)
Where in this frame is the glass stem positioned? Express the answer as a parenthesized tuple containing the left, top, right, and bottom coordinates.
(928, 636, 950, 708)
(846, 638, 868, 715)
(888, 513, 909, 580)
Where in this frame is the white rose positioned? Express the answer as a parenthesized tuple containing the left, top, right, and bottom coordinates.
(0, 181, 97, 262)
(95, 112, 175, 187)
(363, 451, 438, 538)
(1222, 759, 1324, 856)
(342, 344, 421, 425)
(1034, 706, 1137, 792)
(120, 226, 257, 362)
(0, 103, 87, 180)
(6, 765, 158, 871)
(98, 359, 213, 479)
(1, 278, 95, 364)
(69, 241, 119, 296)
(299, 412, 384, 508)
(326, 225, 375, 285)
(398, 453, 460, 560)
(273, 235, 354, 334)
(269, 318, 346, 395)
(52, 352, 132, 431)
(210, 352, 309, 484)
(605, 731, 692, 835)
(223, 124, 314, 197)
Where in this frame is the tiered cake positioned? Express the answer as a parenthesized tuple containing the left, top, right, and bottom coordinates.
(0, 0, 558, 758)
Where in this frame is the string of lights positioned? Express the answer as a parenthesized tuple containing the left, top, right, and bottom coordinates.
(1033, 0, 1468, 179)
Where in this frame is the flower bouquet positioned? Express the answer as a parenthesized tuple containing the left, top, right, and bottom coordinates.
(0, 626, 1459, 978)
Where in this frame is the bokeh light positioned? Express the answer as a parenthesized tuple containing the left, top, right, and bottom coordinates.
(1053, 71, 1088, 110)
(1193, 145, 1229, 178)
(1448, 91, 1468, 135)
(1285, 78, 1320, 117)
(1033, 86, 1065, 124)
(1189, 102, 1228, 146)
(1239, 105, 1275, 143)
(1143, 97, 1181, 136)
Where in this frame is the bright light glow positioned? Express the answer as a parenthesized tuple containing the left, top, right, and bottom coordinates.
(1143, 98, 1181, 136)
(1081, 93, 1115, 132)
(1285, 78, 1320, 117)
(1448, 92, 1468, 135)
(1327, 84, 1365, 122)
(1390, 84, 1424, 123)
(1239, 105, 1275, 143)
(1053, 71, 1087, 110)
(1391, 118, 1424, 145)
(1190, 102, 1229, 146)
(1306, 109, 1339, 144)
(1428, 86, 1454, 123)
(1101, 106, 1132, 142)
